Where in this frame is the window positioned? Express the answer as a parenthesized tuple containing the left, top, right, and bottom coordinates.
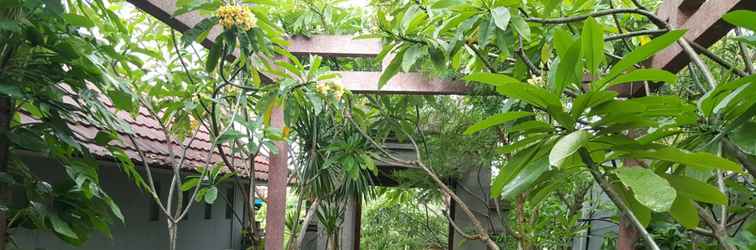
(225, 187, 234, 219)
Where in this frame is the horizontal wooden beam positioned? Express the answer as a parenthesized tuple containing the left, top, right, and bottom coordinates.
(651, 0, 756, 72)
(339, 71, 471, 95)
(126, 0, 470, 95)
(286, 35, 382, 57)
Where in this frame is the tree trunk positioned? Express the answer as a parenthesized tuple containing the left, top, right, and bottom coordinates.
(0, 96, 12, 250)
(295, 199, 319, 249)
(168, 221, 178, 250)
(617, 217, 639, 250)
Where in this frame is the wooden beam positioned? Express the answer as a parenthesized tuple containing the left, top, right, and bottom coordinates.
(651, 0, 756, 72)
(127, 0, 470, 95)
(286, 35, 382, 57)
(340, 71, 471, 95)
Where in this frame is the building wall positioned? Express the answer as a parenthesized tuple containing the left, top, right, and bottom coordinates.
(10, 155, 254, 250)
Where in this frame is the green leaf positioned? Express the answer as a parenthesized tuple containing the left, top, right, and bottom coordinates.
(402, 45, 423, 72)
(605, 69, 677, 87)
(549, 130, 591, 167)
(181, 178, 201, 191)
(698, 74, 756, 117)
(204, 186, 218, 204)
(723, 10, 756, 31)
(206, 35, 223, 73)
(552, 27, 574, 58)
(732, 122, 756, 155)
(625, 146, 742, 172)
(464, 111, 533, 135)
(431, 0, 463, 8)
(665, 175, 727, 205)
(499, 158, 549, 199)
(492, 144, 550, 198)
(615, 167, 677, 212)
(94, 131, 116, 146)
(571, 90, 617, 117)
(62, 14, 95, 28)
(614, 182, 652, 227)
(181, 17, 219, 46)
(554, 41, 581, 93)
(600, 30, 686, 87)
(379, 47, 406, 88)
(49, 214, 78, 240)
(581, 17, 604, 78)
(669, 196, 699, 229)
(510, 14, 530, 40)
(491, 7, 511, 31)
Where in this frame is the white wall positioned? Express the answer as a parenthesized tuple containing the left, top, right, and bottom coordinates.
(10, 155, 255, 250)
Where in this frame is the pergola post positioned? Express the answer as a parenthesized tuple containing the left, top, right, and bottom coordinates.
(450, 166, 500, 250)
(265, 105, 288, 250)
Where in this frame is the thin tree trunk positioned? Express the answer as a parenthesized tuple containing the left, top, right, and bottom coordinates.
(168, 221, 178, 250)
(0, 96, 12, 250)
(295, 199, 320, 250)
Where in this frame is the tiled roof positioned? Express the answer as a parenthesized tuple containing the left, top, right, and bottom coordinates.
(21, 100, 269, 181)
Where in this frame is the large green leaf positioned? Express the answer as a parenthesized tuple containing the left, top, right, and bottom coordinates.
(492, 144, 548, 198)
(402, 45, 424, 72)
(571, 90, 617, 117)
(491, 7, 511, 31)
(605, 69, 677, 87)
(498, 158, 549, 200)
(625, 146, 742, 172)
(554, 41, 581, 94)
(549, 130, 591, 167)
(464, 111, 533, 135)
(599, 30, 687, 88)
(581, 17, 604, 78)
(669, 196, 699, 229)
(615, 167, 677, 212)
(723, 10, 756, 31)
(49, 214, 79, 240)
(204, 186, 218, 204)
(665, 174, 727, 205)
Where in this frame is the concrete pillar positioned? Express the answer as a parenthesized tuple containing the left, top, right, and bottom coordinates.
(451, 166, 500, 250)
(340, 197, 360, 250)
(301, 218, 319, 250)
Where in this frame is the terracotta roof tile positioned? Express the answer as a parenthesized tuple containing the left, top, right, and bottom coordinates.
(21, 103, 269, 181)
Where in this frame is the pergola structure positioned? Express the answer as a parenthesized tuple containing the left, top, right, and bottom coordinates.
(124, 0, 754, 249)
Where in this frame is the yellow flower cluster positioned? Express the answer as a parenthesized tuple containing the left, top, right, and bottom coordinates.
(217, 5, 257, 31)
(315, 76, 346, 100)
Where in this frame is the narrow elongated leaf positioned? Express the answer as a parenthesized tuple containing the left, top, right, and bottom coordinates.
(464, 111, 533, 135)
(723, 10, 756, 31)
(581, 18, 604, 78)
(601, 30, 687, 86)
(698, 74, 756, 117)
(206, 35, 223, 73)
(491, 7, 511, 31)
(378, 47, 406, 88)
(669, 196, 699, 229)
(549, 130, 591, 167)
(605, 69, 677, 87)
(665, 175, 727, 205)
(615, 167, 677, 212)
(552, 27, 574, 58)
(626, 146, 742, 172)
(554, 42, 581, 93)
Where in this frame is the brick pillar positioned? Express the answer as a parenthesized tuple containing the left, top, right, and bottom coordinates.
(265, 106, 288, 250)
